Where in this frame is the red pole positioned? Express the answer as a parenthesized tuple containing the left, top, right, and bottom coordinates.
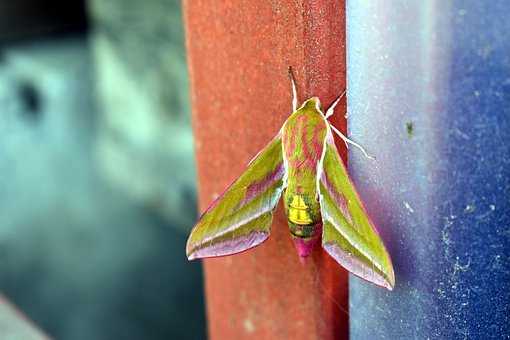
(184, 1, 347, 338)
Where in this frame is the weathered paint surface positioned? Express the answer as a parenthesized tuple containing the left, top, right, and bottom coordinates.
(348, 1, 510, 339)
(184, 1, 347, 339)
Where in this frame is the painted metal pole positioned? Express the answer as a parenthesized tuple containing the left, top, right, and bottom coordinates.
(184, 1, 348, 339)
(347, 1, 510, 338)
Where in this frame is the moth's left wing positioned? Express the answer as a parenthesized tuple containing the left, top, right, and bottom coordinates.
(186, 135, 286, 260)
(318, 131, 395, 290)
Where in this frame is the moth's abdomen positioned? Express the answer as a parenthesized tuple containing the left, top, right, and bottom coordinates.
(288, 195, 314, 225)
(284, 192, 322, 258)
(284, 192, 322, 237)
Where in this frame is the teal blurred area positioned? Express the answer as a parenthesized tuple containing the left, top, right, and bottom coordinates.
(0, 1, 205, 339)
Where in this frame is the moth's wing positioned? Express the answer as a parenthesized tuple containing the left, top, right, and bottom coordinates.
(186, 135, 286, 260)
(318, 131, 395, 290)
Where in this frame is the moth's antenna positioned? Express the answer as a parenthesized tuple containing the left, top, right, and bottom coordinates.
(329, 124, 375, 160)
(325, 90, 347, 119)
(288, 66, 298, 112)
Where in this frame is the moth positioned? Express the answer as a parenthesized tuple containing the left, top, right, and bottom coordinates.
(186, 69, 395, 290)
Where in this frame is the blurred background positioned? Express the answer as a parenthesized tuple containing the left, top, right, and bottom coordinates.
(0, 0, 205, 339)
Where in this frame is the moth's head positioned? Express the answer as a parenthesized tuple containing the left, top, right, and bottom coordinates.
(300, 97, 321, 111)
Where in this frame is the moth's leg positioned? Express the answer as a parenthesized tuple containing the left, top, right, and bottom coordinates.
(325, 90, 346, 119)
(288, 66, 298, 112)
(329, 123, 375, 160)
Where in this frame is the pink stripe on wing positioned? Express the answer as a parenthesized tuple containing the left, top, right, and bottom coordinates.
(188, 231, 269, 260)
(238, 163, 284, 207)
(323, 242, 393, 290)
(321, 172, 353, 224)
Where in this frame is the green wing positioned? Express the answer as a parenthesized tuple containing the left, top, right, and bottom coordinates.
(186, 135, 286, 260)
(318, 131, 395, 290)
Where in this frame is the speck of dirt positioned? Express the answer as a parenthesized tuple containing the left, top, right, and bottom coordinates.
(243, 318, 255, 333)
(406, 121, 414, 138)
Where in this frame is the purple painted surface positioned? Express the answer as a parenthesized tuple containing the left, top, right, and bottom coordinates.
(348, 1, 510, 338)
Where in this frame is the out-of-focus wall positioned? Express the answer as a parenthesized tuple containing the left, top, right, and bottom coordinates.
(0, 1, 87, 43)
(0, 1, 205, 339)
(89, 0, 196, 229)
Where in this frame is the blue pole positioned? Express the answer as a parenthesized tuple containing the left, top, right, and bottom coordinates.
(347, 1, 510, 338)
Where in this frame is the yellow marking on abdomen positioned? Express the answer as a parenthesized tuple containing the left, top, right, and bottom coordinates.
(288, 195, 313, 225)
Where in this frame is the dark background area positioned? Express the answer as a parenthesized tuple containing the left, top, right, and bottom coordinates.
(0, 1, 205, 339)
(0, 1, 88, 44)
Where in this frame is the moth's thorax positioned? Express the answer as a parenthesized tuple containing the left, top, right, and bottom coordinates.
(281, 98, 328, 174)
(282, 98, 327, 248)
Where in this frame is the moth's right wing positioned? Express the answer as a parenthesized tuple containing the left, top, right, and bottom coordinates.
(318, 131, 395, 290)
(186, 135, 286, 260)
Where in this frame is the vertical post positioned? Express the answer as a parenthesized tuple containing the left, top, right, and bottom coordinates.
(184, 1, 348, 339)
(348, 1, 510, 338)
